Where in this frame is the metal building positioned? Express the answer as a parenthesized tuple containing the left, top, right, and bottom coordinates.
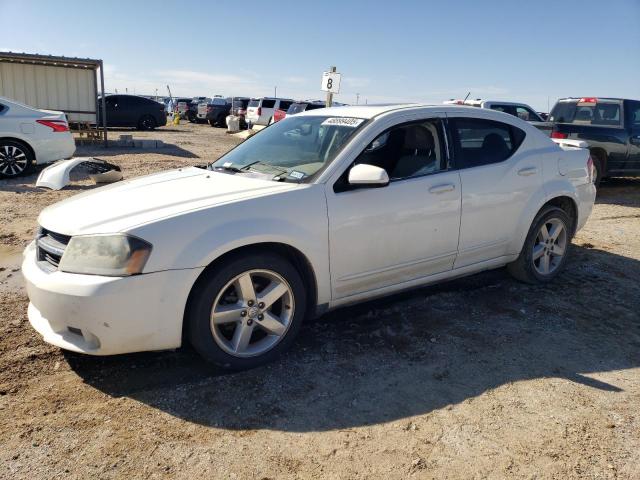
(0, 51, 107, 145)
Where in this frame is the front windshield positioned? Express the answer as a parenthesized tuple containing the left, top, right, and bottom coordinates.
(211, 115, 367, 181)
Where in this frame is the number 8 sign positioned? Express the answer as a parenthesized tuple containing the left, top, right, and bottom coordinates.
(321, 71, 341, 93)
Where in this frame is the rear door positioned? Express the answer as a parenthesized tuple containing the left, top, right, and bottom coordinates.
(626, 100, 640, 171)
(447, 115, 541, 268)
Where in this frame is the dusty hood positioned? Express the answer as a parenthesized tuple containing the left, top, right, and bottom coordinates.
(38, 167, 299, 235)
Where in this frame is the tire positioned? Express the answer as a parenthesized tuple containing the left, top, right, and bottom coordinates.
(138, 115, 157, 131)
(217, 114, 227, 128)
(187, 252, 307, 370)
(590, 150, 604, 188)
(187, 111, 197, 123)
(208, 119, 216, 127)
(507, 206, 572, 284)
(0, 140, 33, 178)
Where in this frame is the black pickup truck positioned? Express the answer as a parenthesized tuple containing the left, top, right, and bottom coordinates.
(205, 97, 250, 128)
(549, 97, 640, 186)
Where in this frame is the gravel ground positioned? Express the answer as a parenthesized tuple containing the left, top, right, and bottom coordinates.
(1, 122, 639, 479)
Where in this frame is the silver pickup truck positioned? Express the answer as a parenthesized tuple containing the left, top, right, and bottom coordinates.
(444, 99, 553, 135)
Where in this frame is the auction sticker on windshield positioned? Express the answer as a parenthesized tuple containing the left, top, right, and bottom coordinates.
(321, 117, 365, 127)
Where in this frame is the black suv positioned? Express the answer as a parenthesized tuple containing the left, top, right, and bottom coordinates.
(98, 94, 167, 130)
(549, 97, 640, 185)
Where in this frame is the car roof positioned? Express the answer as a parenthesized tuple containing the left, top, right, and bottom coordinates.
(296, 103, 546, 125)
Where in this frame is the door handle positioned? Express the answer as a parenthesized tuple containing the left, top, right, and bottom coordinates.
(429, 183, 455, 194)
(517, 167, 538, 176)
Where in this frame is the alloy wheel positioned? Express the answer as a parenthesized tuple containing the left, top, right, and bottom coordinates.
(210, 269, 295, 357)
(532, 218, 567, 276)
(0, 145, 29, 177)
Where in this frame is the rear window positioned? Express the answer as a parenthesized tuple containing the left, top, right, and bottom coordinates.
(550, 101, 622, 126)
(248, 99, 260, 107)
(232, 99, 249, 108)
(210, 98, 226, 106)
(261, 99, 276, 108)
(287, 103, 308, 114)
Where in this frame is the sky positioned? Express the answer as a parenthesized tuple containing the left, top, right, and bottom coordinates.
(1, 0, 639, 111)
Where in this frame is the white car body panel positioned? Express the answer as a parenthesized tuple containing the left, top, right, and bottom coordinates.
(0, 96, 76, 165)
(23, 104, 596, 356)
(246, 98, 295, 126)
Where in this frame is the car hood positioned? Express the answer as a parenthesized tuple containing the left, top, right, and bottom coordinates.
(38, 167, 300, 235)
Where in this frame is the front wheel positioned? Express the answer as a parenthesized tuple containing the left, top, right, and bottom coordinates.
(138, 115, 156, 131)
(507, 206, 572, 284)
(187, 252, 307, 370)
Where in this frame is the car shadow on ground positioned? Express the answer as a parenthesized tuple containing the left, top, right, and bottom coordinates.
(74, 141, 199, 159)
(66, 244, 640, 432)
(595, 177, 640, 206)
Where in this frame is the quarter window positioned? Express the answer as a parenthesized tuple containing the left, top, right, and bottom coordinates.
(261, 99, 276, 108)
(450, 118, 526, 168)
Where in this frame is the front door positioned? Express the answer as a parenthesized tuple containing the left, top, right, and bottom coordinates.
(326, 118, 461, 300)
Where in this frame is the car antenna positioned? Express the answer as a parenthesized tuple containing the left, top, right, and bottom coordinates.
(463, 91, 471, 102)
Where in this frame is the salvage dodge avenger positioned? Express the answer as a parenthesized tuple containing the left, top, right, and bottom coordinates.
(23, 104, 596, 369)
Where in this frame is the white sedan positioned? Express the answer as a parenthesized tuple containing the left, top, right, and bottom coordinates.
(22, 104, 596, 369)
(0, 96, 76, 178)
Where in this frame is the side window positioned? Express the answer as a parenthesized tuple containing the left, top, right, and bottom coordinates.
(628, 102, 640, 127)
(450, 117, 525, 169)
(515, 106, 539, 121)
(0, 103, 5, 114)
(490, 104, 516, 116)
(279, 100, 293, 111)
(353, 120, 445, 181)
(262, 99, 276, 109)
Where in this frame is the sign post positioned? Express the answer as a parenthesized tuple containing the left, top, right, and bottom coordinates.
(321, 66, 341, 107)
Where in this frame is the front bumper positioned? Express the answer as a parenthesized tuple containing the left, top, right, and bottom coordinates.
(22, 242, 203, 355)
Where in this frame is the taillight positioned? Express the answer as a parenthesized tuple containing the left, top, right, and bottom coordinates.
(587, 156, 596, 183)
(257, 107, 262, 116)
(36, 119, 69, 132)
(551, 131, 568, 139)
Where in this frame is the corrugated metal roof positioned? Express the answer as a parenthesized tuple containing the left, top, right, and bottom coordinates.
(0, 51, 101, 69)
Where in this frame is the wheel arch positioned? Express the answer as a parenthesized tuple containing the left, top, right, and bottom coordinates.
(182, 241, 319, 341)
(512, 192, 579, 257)
(0, 136, 36, 161)
(589, 147, 607, 175)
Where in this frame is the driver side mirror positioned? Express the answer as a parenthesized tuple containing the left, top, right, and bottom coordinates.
(348, 164, 389, 187)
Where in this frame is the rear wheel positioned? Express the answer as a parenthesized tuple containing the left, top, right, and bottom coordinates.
(0, 140, 33, 178)
(507, 206, 572, 284)
(138, 115, 156, 131)
(208, 119, 216, 127)
(590, 150, 604, 188)
(187, 252, 307, 370)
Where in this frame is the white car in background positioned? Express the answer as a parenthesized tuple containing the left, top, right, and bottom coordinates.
(245, 97, 295, 126)
(23, 104, 595, 370)
(0, 97, 76, 178)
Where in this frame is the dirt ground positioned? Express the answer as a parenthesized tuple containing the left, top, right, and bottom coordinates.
(1, 122, 639, 479)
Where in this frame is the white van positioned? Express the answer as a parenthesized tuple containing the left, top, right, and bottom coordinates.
(245, 97, 294, 126)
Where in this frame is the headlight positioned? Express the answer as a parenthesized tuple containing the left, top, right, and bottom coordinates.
(58, 234, 152, 276)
